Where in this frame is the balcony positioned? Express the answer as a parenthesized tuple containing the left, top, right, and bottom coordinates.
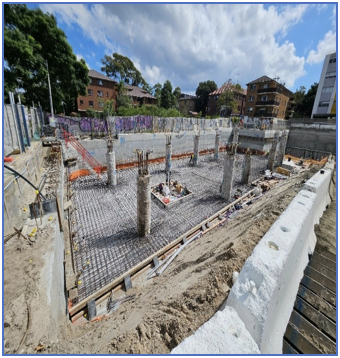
(257, 87, 282, 94)
(255, 100, 280, 106)
(254, 112, 278, 117)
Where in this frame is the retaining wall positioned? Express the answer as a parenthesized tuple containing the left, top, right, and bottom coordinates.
(171, 159, 334, 354)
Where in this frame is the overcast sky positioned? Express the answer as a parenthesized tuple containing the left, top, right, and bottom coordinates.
(37, 2, 336, 94)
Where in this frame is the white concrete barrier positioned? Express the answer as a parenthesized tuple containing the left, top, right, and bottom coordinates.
(171, 161, 334, 354)
(227, 162, 334, 353)
(171, 307, 260, 354)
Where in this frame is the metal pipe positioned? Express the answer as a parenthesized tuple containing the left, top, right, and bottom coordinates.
(4, 164, 46, 200)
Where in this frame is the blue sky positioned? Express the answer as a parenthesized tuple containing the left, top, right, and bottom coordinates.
(28, 2, 336, 94)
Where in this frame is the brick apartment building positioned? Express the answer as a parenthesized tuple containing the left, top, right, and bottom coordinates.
(206, 83, 246, 117)
(77, 69, 117, 114)
(244, 76, 294, 119)
(178, 94, 197, 115)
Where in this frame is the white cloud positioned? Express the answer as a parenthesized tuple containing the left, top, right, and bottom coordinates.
(41, 3, 310, 91)
(76, 54, 90, 69)
(316, 4, 328, 14)
(306, 31, 336, 64)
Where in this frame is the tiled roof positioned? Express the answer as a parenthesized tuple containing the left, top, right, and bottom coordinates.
(125, 84, 156, 99)
(246, 75, 294, 95)
(88, 69, 116, 82)
(209, 83, 247, 96)
(246, 75, 273, 85)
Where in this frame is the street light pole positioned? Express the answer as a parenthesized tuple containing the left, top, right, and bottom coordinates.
(46, 60, 54, 117)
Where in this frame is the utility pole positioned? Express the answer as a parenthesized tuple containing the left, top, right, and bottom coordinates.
(46, 60, 54, 117)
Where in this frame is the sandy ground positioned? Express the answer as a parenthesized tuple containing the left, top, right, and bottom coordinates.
(3, 162, 335, 355)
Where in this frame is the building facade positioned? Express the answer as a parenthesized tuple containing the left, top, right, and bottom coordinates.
(207, 83, 246, 117)
(244, 76, 294, 120)
(125, 85, 157, 106)
(178, 94, 197, 115)
(77, 70, 117, 114)
(311, 52, 336, 118)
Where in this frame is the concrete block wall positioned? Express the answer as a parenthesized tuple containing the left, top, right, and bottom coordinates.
(286, 124, 336, 154)
(172, 160, 334, 354)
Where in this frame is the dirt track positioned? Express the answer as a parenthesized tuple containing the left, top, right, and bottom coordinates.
(4, 163, 334, 354)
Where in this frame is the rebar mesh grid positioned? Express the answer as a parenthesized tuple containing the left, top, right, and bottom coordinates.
(71, 153, 268, 302)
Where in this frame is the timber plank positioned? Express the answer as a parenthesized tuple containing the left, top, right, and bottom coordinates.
(308, 258, 336, 282)
(315, 249, 336, 262)
(312, 251, 336, 271)
(282, 338, 299, 354)
(304, 265, 336, 293)
(301, 276, 336, 306)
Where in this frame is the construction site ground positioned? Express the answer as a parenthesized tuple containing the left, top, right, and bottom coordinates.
(4, 158, 335, 355)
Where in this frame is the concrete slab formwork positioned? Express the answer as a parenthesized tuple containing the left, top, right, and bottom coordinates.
(70, 153, 268, 303)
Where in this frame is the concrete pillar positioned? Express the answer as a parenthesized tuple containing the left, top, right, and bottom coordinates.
(106, 151, 117, 186)
(242, 151, 252, 184)
(193, 134, 199, 166)
(267, 132, 279, 171)
(276, 131, 288, 167)
(214, 132, 220, 160)
(165, 136, 172, 175)
(137, 174, 151, 237)
(233, 127, 239, 146)
(221, 154, 235, 200)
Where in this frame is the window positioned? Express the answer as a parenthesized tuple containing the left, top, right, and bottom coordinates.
(97, 91, 103, 97)
(249, 96, 254, 101)
(329, 58, 336, 63)
(106, 92, 109, 97)
(88, 89, 93, 96)
(97, 79, 103, 85)
(325, 71, 336, 78)
(148, 98, 152, 104)
(89, 101, 94, 107)
(322, 86, 334, 93)
(250, 84, 256, 90)
(98, 101, 104, 108)
(89, 78, 92, 84)
(261, 95, 268, 101)
(263, 84, 269, 89)
(259, 108, 266, 113)
(319, 101, 330, 107)
(80, 99, 84, 105)
(247, 107, 253, 112)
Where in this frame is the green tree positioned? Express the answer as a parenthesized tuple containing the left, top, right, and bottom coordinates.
(160, 80, 173, 109)
(195, 80, 218, 116)
(217, 80, 240, 116)
(98, 98, 115, 117)
(293, 83, 318, 118)
(116, 80, 131, 109)
(172, 86, 181, 108)
(152, 83, 162, 106)
(4, 4, 89, 113)
(101, 53, 149, 88)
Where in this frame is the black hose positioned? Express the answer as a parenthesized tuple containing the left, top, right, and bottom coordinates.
(4, 164, 46, 200)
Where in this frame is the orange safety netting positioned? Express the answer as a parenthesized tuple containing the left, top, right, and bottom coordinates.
(69, 169, 91, 181)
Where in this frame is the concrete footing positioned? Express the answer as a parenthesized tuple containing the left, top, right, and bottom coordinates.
(267, 132, 279, 171)
(221, 155, 235, 200)
(193, 134, 200, 166)
(214, 132, 220, 160)
(106, 151, 117, 186)
(242, 153, 252, 184)
(137, 175, 151, 237)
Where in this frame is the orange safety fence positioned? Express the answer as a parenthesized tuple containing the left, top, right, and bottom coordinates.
(69, 169, 91, 181)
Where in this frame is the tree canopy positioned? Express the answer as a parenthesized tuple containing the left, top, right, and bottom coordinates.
(101, 53, 149, 88)
(4, 4, 89, 114)
(217, 80, 242, 116)
(293, 83, 318, 118)
(195, 80, 218, 116)
(160, 80, 174, 109)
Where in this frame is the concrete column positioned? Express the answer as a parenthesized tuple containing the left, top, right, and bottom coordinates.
(232, 127, 239, 146)
(137, 174, 151, 237)
(165, 136, 172, 175)
(214, 132, 220, 160)
(193, 134, 199, 166)
(276, 132, 288, 167)
(267, 132, 279, 171)
(221, 154, 235, 200)
(242, 151, 252, 184)
(106, 151, 117, 186)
